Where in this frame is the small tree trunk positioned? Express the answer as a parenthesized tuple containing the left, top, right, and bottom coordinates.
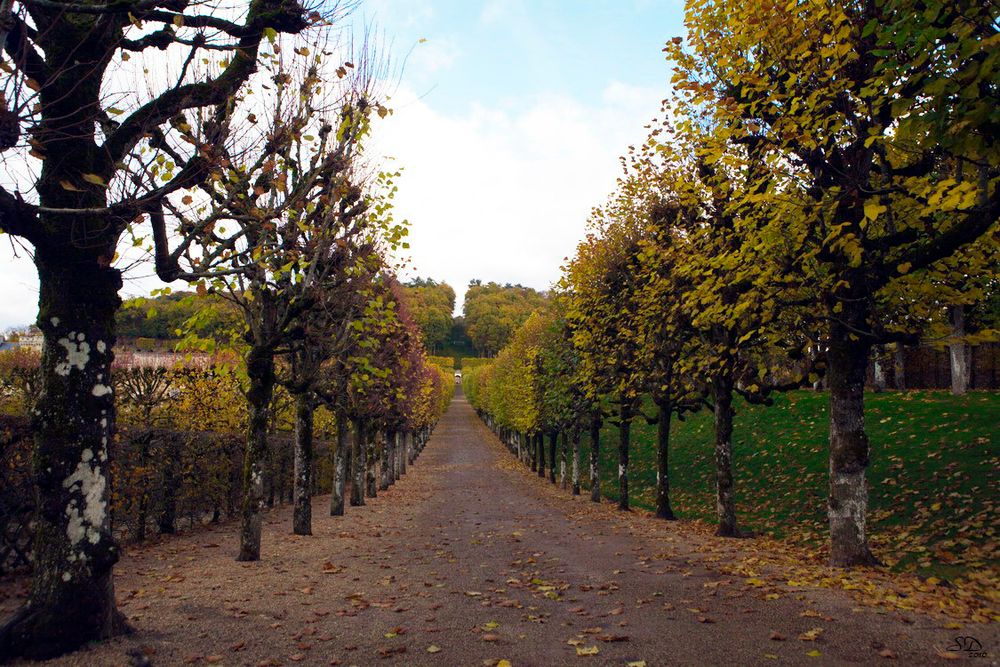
(893, 345, 906, 390)
(654, 400, 675, 520)
(537, 434, 546, 478)
(157, 435, 178, 535)
(380, 430, 393, 491)
(529, 432, 537, 471)
(589, 416, 601, 503)
(618, 403, 631, 511)
(408, 431, 417, 465)
(350, 417, 366, 507)
(237, 346, 275, 562)
(712, 372, 738, 536)
(571, 430, 581, 496)
(872, 351, 887, 392)
(949, 305, 969, 395)
(366, 429, 378, 498)
(330, 415, 348, 516)
(560, 431, 568, 490)
(292, 393, 313, 536)
(548, 432, 557, 484)
(400, 431, 408, 475)
(827, 323, 878, 566)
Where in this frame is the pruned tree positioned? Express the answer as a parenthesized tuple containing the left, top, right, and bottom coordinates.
(0, 0, 327, 656)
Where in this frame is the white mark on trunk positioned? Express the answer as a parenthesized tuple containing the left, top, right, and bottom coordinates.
(62, 572, 72, 582)
(829, 469, 867, 541)
(55, 334, 91, 376)
(63, 450, 106, 547)
(50, 317, 60, 327)
(91, 384, 112, 397)
(96, 340, 107, 354)
(618, 464, 625, 479)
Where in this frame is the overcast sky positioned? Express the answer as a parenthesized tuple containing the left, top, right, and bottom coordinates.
(0, 0, 685, 329)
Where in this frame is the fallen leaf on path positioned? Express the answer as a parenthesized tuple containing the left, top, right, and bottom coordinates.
(597, 634, 629, 642)
(576, 646, 600, 656)
(427, 645, 442, 654)
(806, 649, 822, 658)
(769, 631, 786, 641)
(878, 648, 898, 659)
(798, 628, 823, 641)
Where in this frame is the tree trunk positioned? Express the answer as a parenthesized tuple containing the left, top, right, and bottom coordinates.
(380, 430, 393, 491)
(618, 403, 631, 511)
(589, 416, 601, 503)
(529, 431, 537, 471)
(949, 305, 969, 395)
(537, 434, 546, 478)
(399, 431, 413, 476)
(893, 345, 906, 390)
(157, 435, 178, 535)
(872, 351, 886, 392)
(560, 431, 568, 490)
(292, 393, 313, 536)
(366, 429, 378, 498)
(408, 431, 417, 465)
(712, 373, 738, 536)
(350, 418, 366, 507)
(330, 415, 348, 516)
(0, 256, 130, 659)
(237, 347, 275, 562)
(654, 400, 675, 520)
(548, 432, 557, 484)
(827, 323, 878, 566)
(571, 430, 581, 496)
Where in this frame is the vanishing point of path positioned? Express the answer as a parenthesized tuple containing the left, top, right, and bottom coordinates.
(5, 390, 993, 666)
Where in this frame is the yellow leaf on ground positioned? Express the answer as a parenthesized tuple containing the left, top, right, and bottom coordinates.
(576, 646, 600, 656)
(426, 645, 441, 653)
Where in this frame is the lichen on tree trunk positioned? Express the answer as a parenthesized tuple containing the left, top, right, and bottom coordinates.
(0, 256, 129, 659)
(292, 393, 313, 536)
(571, 430, 581, 496)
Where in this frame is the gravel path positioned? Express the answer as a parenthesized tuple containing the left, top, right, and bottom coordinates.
(2, 390, 994, 666)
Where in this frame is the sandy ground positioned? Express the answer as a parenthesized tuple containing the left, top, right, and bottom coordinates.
(1, 391, 996, 666)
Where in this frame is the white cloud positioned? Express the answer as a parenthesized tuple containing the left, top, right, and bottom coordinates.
(369, 79, 664, 313)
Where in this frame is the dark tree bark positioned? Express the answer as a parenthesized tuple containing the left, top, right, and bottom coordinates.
(330, 416, 348, 516)
(712, 373, 738, 536)
(365, 429, 378, 498)
(893, 345, 906, 390)
(548, 432, 557, 484)
(350, 418, 366, 507)
(537, 434, 546, 478)
(571, 430, 581, 496)
(530, 432, 538, 472)
(827, 320, 878, 566)
(157, 436, 179, 535)
(618, 403, 631, 511)
(237, 347, 275, 561)
(400, 431, 407, 476)
(654, 400, 675, 520)
(380, 430, 393, 491)
(560, 431, 568, 490)
(292, 393, 313, 536)
(589, 416, 601, 503)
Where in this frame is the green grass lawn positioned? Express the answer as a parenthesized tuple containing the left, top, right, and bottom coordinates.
(577, 390, 998, 580)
